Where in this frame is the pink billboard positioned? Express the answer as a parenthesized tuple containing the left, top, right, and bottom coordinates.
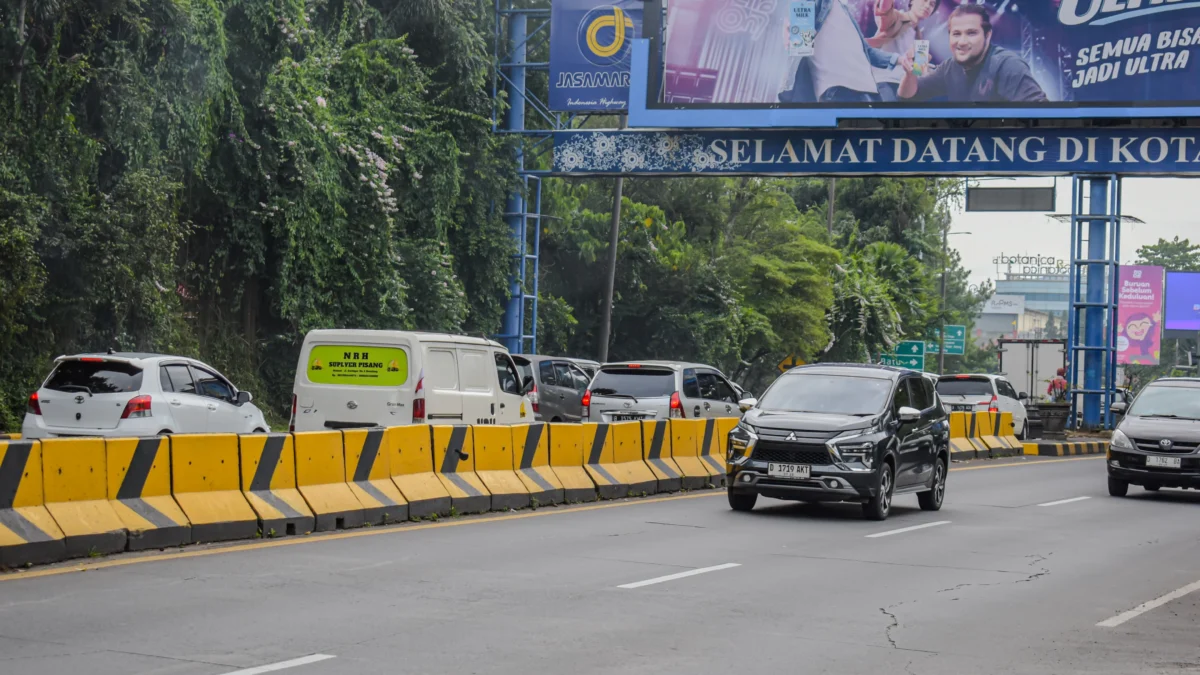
(1116, 265, 1163, 366)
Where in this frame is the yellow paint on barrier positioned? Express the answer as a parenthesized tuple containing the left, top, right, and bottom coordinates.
(610, 421, 658, 495)
(171, 434, 259, 543)
(580, 423, 626, 499)
(343, 428, 408, 524)
(668, 419, 713, 489)
(0, 440, 66, 567)
(238, 434, 314, 537)
(546, 423, 597, 502)
(511, 424, 566, 505)
(431, 426, 491, 514)
(472, 425, 530, 511)
(41, 438, 127, 557)
(106, 437, 191, 550)
(640, 420, 684, 492)
(386, 425, 451, 518)
(293, 431, 366, 531)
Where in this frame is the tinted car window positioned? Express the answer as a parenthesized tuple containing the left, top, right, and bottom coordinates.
(494, 353, 522, 395)
(699, 372, 738, 403)
(164, 365, 196, 395)
(538, 360, 557, 387)
(908, 378, 932, 410)
(922, 377, 937, 409)
(512, 357, 533, 387)
(591, 368, 676, 398)
(193, 366, 235, 403)
(568, 365, 591, 392)
(682, 369, 701, 399)
(758, 373, 892, 416)
(997, 380, 1019, 399)
(894, 379, 914, 411)
(553, 362, 575, 390)
(936, 378, 994, 397)
(45, 360, 143, 394)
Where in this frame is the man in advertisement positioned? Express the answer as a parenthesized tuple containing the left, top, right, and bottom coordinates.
(867, 0, 939, 102)
(779, 0, 901, 104)
(896, 4, 1047, 103)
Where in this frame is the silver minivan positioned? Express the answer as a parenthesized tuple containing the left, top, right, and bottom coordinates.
(513, 355, 591, 422)
(583, 361, 751, 422)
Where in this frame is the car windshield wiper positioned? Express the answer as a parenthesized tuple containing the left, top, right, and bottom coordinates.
(594, 392, 640, 403)
(56, 385, 92, 395)
(1140, 413, 1199, 420)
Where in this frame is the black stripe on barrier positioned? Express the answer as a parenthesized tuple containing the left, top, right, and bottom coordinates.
(647, 422, 678, 478)
(993, 414, 1003, 437)
(520, 424, 543, 470)
(117, 438, 160, 500)
(440, 427, 481, 497)
(353, 429, 385, 483)
(0, 442, 54, 542)
(700, 420, 717, 467)
(968, 413, 977, 439)
(247, 435, 304, 519)
(521, 468, 556, 492)
(588, 424, 609, 465)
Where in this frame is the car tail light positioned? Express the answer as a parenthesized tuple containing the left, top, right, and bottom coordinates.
(289, 394, 297, 432)
(988, 395, 999, 413)
(581, 389, 591, 421)
(670, 391, 684, 419)
(27, 392, 41, 416)
(529, 382, 540, 414)
(413, 375, 426, 423)
(121, 395, 152, 419)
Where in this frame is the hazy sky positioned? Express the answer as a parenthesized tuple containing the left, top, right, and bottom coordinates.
(950, 178, 1200, 288)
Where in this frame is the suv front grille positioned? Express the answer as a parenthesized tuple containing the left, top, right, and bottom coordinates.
(1133, 438, 1199, 454)
(751, 441, 833, 466)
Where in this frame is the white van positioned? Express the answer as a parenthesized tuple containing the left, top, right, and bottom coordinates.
(290, 330, 533, 431)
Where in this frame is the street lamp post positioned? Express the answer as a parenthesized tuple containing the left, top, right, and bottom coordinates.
(940, 230, 972, 375)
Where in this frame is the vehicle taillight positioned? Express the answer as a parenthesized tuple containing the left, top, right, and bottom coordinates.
(988, 395, 999, 413)
(530, 382, 540, 414)
(581, 389, 591, 421)
(121, 395, 152, 419)
(413, 375, 426, 423)
(289, 394, 297, 432)
(670, 391, 684, 419)
(27, 392, 41, 416)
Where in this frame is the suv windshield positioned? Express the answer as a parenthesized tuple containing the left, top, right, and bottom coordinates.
(759, 374, 892, 415)
(591, 368, 675, 398)
(45, 360, 143, 394)
(1128, 385, 1200, 420)
(936, 378, 993, 397)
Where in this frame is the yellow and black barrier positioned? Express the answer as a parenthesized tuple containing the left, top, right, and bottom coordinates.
(1023, 440, 1108, 456)
(698, 418, 730, 487)
(581, 423, 626, 499)
(669, 419, 714, 490)
(973, 412, 1013, 453)
(42, 438, 127, 557)
(641, 420, 684, 493)
(344, 428, 408, 525)
(512, 423, 566, 506)
(433, 426, 491, 514)
(107, 437, 191, 550)
(171, 434, 259, 542)
(998, 412, 1023, 448)
(386, 426, 452, 518)
(472, 426, 531, 511)
(0, 439, 66, 566)
(240, 433, 314, 537)
(294, 431, 367, 531)
(547, 424, 597, 503)
(948, 412, 981, 457)
(611, 422, 658, 496)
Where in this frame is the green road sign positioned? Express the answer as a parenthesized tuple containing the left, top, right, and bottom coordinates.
(926, 326, 966, 356)
(880, 354, 924, 370)
(896, 340, 926, 357)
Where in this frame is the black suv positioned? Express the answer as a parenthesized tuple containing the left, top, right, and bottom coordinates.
(726, 364, 950, 520)
(1107, 378, 1200, 495)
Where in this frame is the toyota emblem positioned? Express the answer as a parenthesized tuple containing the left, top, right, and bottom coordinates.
(623, 401, 632, 408)
(346, 400, 359, 410)
(1159, 439, 1173, 451)
(75, 395, 85, 404)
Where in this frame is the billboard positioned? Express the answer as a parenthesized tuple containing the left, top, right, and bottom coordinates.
(982, 294, 1025, 315)
(1165, 271, 1200, 332)
(657, 0, 1200, 111)
(549, 0, 643, 111)
(1116, 265, 1163, 366)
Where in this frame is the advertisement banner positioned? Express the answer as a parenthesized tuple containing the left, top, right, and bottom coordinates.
(1116, 265, 1163, 366)
(982, 294, 1026, 315)
(307, 345, 408, 386)
(1165, 271, 1200, 331)
(659, 0, 1200, 110)
(549, 0, 643, 111)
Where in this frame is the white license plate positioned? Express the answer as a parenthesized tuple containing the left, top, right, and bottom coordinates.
(1146, 455, 1182, 469)
(609, 413, 640, 422)
(952, 405, 973, 412)
(768, 462, 811, 479)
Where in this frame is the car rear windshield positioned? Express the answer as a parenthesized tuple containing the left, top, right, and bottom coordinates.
(758, 374, 891, 416)
(1128, 385, 1200, 420)
(45, 360, 143, 394)
(590, 368, 675, 398)
(935, 378, 993, 397)
(512, 358, 533, 383)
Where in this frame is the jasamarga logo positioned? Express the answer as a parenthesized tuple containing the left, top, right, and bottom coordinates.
(1059, 0, 1196, 27)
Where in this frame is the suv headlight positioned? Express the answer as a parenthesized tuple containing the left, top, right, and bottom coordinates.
(728, 421, 758, 462)
(829, 429, 885, 471)
(1110, 429, 1134, 451)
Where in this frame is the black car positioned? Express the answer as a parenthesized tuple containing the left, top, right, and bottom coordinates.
(726, 364, 950, 520)
(1107, 378, 1200, 495)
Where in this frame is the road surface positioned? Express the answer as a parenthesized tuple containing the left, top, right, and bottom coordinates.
(2, 455, 1199, 675)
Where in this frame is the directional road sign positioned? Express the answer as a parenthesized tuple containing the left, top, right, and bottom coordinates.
(777, 354, 806, 373)
(926, 326, 966, 356)
(896, 340, 926, 357)
(880, 354, 924, 370)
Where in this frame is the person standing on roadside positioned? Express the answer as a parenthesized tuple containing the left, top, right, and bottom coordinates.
(1047, 368, 1069, 403)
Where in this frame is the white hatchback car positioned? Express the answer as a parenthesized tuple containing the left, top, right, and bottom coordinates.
(934, 373, 1029, 438)
(22, 352, 269, 438)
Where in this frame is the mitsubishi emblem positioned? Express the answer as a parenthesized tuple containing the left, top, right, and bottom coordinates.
(1159, 439, 1173, 451)
(785, 432, 798, 441)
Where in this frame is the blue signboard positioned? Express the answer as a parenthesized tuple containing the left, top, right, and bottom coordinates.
(553, 128, 1200, 176)
(549, 0, 643, 112)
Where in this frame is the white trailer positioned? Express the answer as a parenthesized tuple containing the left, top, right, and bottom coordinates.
(997, 339, 1066, 401)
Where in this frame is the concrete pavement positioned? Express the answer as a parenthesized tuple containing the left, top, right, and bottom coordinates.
(1, 456, 1199, 674)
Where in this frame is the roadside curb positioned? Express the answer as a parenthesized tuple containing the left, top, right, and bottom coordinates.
(950, 446, 1024, 461)
(1023, 440, 1108, 457)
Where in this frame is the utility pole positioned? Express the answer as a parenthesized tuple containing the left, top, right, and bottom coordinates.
(597, 114, 627, 363)
(939, 227, 948, 375)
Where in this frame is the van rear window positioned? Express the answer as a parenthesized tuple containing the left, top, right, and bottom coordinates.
(591, 368, 675, 398)
(307, 345, 408, 386)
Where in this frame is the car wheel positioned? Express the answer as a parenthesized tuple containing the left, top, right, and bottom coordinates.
(862, 461, 895, 521)
(1016, 421, 1027, 441)
(1144, 484, 1161, 492)
(253, 428, 266, 434)
(1108, 477, 1129, 497)
(727, 490, 757, 512)
(918, 458, 946, 512)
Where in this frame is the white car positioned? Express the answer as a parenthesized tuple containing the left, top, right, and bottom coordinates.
(934, 373, 1029, 438)
(22, 353, 269, 438)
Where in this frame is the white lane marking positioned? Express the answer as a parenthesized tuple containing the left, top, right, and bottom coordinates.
(618, 563, 741, 589)
(1037, 496, 1091, 507)
(221, 655, 337, 675)
(866, 521, 951, 538)
(1097, 579, 1200, 628)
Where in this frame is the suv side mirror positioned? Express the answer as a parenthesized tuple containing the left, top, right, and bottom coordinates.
(236, 391, 253, 406)
(738, 397, 758, 412)
(521, 376, 535, 396)
(898, 406, 921, 423)
(1018, 392, 1029, 400)
(739, 391, 755, 401)
(1111, 401, 1127, 414)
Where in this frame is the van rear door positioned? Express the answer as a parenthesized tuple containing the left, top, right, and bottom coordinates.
(422, 345, 464, 423)
(457, 347, 497, 424)
(297, 341, 413, 430)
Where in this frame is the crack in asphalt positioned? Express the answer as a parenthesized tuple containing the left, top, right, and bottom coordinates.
(881, 606, 902, 649)
(938, 553, 1053, 594)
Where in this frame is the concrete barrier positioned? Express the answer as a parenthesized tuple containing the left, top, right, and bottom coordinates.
(581, 423, 626, 499)
(698, 418, 729, 487)
(432, 426, 491, 514)
(1023, 440, 1108, 456)
(386, 425, 451, 519)
(171, 434, 259, 542)
(344, 428, 408, 524)
(998, 412, 1023, 448)
(512, 423, 565, 506)
(472, 426, 530, 511)
(948, 412, 980, 458)
(0, 440, 66, 566)
(610, 422, 658, 496)
(973, 412, 1011, 453)
(239, 433, 314, 537)
(547, 424, 597, 503)
(106, 437, 190, 550)
(293, 431, 367, 531)
(667, 419, 712, 490)
(41, 438, 127, 557)
(640, 420, 683, 492)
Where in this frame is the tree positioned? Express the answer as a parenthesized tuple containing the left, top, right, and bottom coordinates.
(1135, 237, 1200, 271)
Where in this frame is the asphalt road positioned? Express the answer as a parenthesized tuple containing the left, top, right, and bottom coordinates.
(2, 455, 1199, 675)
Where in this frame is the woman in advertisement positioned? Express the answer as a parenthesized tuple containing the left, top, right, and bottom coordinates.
(866, 0, 939, 102)
(1118, 312, 1161, 365)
